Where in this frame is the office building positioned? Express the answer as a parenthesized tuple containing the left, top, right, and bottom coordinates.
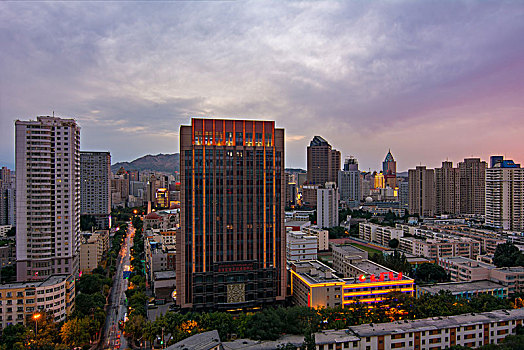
(408, 166, 435, 217)
(306, 136, 340, 186)
(79, 230, 109, 274)
(80, 151, 111, 229)
(290, 260, 414, 308)
(15, 116, 80, 281)
(382, 150, 397, 188)
(177, 118, 286, 310)
(459, 158, 487, 216)
(317, 182, 339, 228)
(338, 156, 361, 208)
(485, 157, 524, 231)
(435, 161, 460, 215)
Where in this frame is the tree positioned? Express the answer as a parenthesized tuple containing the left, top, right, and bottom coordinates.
(76, 274, 104, 294)
(388, 238, 400, 249)
(80, 215, 97, 231)
(0, 265, 16, 283)
(125, 314, 147, 344)
(414, 263, 449, 284)
(493, 242, 524, 268)
(0, 324, 30, 349)
(6, 226, 16, 237)
(60, 318, 91, 348)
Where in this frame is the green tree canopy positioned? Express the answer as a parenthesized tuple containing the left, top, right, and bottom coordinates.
(493, 242, 524, 268)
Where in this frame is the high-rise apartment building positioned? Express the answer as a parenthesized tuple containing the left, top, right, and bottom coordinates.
(0, 167, 16, 226)
(15, 116, 80, 281)
(177, 118, 286, 310)
(317, 182, 339, 228)
(435, 161, 460, 215)
(338, 156, 361, 208)
(408, 166, 435, 217)
(399, 180, 409, 209)
(80, 151, 111, 229)
(306, 136, 340, 186)
(485, 157, 523, 231)
(459, 158, 487, 216)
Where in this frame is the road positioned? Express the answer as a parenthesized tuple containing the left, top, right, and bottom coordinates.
(101, 222, 134, 350)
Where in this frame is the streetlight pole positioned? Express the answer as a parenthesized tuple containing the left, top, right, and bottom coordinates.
(33, 313, 41, 340)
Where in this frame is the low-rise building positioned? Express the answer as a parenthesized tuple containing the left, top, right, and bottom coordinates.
(287, 232, 318, 262)
(0, 225, 12, 238)
(0, 242, 15, 269)
(347, 308, 524, 350)
(153, 270, 176, 300)
(439, 257, 524, 295)
(416, 280, 508, 299)
(290, 260, 414, 308)
(0, 274, 75, 330)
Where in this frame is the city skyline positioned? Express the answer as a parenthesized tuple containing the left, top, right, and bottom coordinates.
(1, 1, 524, 171)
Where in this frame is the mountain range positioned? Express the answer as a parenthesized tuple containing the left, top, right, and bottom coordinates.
(111, 153, 180, 174)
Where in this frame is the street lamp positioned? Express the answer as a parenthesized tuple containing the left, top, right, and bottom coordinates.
(33, 313, 41, 337)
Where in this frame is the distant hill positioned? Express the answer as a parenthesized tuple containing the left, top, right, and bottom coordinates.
(111, 153, 179, 174)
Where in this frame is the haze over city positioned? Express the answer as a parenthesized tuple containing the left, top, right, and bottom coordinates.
(1, 1, 523, 170)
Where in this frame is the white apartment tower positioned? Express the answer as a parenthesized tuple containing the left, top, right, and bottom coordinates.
(15, 116, 81, 281)
(80, 151, 111, 229)
(485, 157, 524, 231)
(338, 156, 361, 208)
(317, 182, 339, 228)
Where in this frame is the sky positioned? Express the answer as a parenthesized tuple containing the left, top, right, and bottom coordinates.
(1, 1, 523, 172)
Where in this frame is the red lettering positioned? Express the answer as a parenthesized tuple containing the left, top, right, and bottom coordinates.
(398, 272, 402, 280)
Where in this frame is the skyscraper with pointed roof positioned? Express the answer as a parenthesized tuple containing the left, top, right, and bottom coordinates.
(306, 136, 340, 186)
(382, 149, 397, 188)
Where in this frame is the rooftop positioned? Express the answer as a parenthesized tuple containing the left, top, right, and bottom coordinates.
(418, 280, 506, 294)
(292, 260, 344, 284)
(349, 308, 524, 337)
(0, 274, 69, 290)
(167, 330, 221, 350)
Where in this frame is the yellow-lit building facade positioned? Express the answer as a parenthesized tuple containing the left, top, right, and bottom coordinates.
(290, 260, 415, 308)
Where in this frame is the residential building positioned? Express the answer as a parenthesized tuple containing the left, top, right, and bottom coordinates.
(286, 232, 318, 262)
(80, 151, 111, 229)
(347, 308, 524, 350)
(307, 136, 340, 186)
(439, 257, 524, 294)
(485, 157, 524, 231)
(15, 116, 80, 281)
(0, 274, 75, 330)
(399, 180, 409, 210)
(416, 280, 508, 299)
(177, 118, 286, 310)
(408, 166, 435, 217)
(79, 231, 109, 274)
(302, 226, 330, 251)
(317, 182, 339, 228)
(435, 161, 460, 215)
(338, 156, 361, 208)
(459, 158, 487, 216)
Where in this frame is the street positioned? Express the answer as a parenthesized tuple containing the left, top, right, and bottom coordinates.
(101, 222, 134, 350)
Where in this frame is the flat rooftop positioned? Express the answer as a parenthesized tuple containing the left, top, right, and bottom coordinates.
(418, 280, 506, 294)
(351, 260, 392, 275)
(168, 330, 221, 350)
(0, 274, 69, 290)
(292, 260, 344, 284)
(332, 244, 367, 256)
(349, 308, 524, 337)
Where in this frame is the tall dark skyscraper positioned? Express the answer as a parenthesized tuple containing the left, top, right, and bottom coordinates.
(382, 149, 397, 188)
(177, 118, 286, 310)
(306, 136, 340, 186)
